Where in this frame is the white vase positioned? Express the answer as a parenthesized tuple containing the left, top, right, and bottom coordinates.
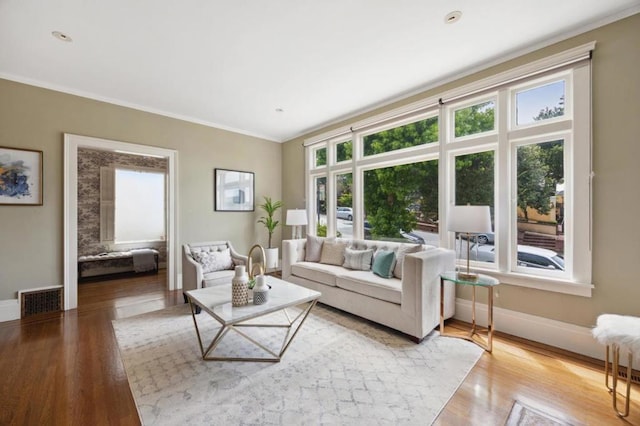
(232, 265, 249, 306)
(252, 275, 269, 305)
(264, 247, 279, 270)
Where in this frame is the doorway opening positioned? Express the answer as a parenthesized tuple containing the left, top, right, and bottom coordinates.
(64, 134, 178, 311)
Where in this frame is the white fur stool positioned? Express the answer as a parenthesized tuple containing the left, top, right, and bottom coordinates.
(592, 314, 640, 417)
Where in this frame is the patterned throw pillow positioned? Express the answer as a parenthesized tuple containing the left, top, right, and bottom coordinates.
(305, 235, 325, 262)
(342, 247, 374, 271)
(393, 244, 422, 279)
(192, 248, 233, 273)
(319, 240, 347, 266)
(372, 250, 397, 278)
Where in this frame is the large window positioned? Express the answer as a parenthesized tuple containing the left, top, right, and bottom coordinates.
(101, 167, 166, 244)
(454, 151, 495, 266)
(515, 80, 565, 126)
(364, 115, 438, 156)
(515, 139, 565, 272)
(453, 100, 495, 138)
(363, 160, 438, 244)
(115, 169, 166, 243)
(305, 45, 592, 295)
(335, 172, 353, 238)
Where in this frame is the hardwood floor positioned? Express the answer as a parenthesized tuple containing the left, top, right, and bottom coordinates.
(0, 274, 638, 425)
(0, 272, 180, 426)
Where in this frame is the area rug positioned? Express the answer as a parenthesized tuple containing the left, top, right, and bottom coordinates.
(113, 303, 483, 425)
(505, 400, 575, 426)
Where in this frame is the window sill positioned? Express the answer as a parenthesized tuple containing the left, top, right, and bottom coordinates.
(470, 267, 593, 297)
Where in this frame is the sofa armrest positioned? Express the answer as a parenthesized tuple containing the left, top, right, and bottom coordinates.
(282, 239, 306, 280)
(182, 246, 204, 292)
(402, 248, 456, 333)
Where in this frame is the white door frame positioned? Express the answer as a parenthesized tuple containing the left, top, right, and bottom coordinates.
(63, 133, 178, 310)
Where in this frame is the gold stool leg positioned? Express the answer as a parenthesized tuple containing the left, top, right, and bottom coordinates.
(611, 344, 633, 418)
(604, 345, 612, 391)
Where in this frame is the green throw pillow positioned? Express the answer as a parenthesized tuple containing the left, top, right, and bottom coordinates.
(372, 250, 396, 278)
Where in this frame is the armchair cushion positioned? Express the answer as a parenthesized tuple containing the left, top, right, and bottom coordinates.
(191, 248, 233, 273)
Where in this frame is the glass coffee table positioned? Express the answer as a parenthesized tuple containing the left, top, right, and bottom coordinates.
(186, 275, 321, 362)
(440, 271, 500, 352)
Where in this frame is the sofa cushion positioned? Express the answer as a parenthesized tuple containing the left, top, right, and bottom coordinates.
(393, 244, 422, 279)
(372, 250, 396, 278)
(202, 269, 235, 287)
(291, 262, 343, 287)
(305, 235, 325, 262)
(192, 248, 233, 273)
(336, 271, 402, 304)
(342, 247, 374, 271)
(320, 240, 347, 266)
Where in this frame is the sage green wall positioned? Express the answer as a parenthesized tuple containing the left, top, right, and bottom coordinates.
(282, 13, 640, 327)
(0, 79, 282, 301)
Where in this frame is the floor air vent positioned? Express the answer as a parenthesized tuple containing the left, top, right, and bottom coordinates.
(617, 366, 640, 385)
(21, 287, 62, 317)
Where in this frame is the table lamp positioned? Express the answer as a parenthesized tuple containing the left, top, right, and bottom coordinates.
(447, 205, 492, 281)
(286, 209, 308, 239)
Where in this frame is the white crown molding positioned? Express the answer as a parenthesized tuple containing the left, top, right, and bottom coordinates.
(0, 72, 281, 143)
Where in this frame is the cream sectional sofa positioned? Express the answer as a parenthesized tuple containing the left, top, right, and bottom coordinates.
(282, 237, 456, 342)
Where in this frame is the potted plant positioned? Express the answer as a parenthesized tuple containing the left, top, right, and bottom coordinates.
(257, 196, 283, 270)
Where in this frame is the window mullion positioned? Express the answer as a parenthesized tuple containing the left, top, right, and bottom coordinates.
(496, 89, 511, 272)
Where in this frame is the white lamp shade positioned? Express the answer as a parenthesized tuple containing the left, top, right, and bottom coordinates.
(286, 209, 308, 226)
(447, 205, 492, 233)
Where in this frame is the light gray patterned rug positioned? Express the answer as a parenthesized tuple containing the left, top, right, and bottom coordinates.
(113, 303, 483, 425)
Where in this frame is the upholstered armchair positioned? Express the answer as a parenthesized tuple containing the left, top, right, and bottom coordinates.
(182, 241, 248, 295)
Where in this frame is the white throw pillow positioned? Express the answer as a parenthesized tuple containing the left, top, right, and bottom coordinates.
(394, 244, 422, 279)
(192, 248, 233, 273)
(342, 247, 374, 271)
(319, 240, 347, 266)
(305, 235, 325, 262)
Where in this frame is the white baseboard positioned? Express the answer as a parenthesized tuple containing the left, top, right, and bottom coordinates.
(0, 299, 20, 322)
(454, 298, 604, 362)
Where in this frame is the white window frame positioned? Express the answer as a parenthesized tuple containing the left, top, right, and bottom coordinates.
(304, 43, 594, 297)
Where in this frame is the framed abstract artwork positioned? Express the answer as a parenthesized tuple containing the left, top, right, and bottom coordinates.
(0, 146, 43, 206)
(214, 168, 254, 211)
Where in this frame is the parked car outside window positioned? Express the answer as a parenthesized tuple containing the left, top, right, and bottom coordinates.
(336, 207, 353, 221)
(461, 232, 495, 245)
(470, 244, 564, 271)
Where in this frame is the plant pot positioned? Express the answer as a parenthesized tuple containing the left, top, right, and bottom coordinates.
(264, 247, 279, 270)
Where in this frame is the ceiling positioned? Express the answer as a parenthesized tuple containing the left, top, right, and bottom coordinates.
(1, 1, 638, 143)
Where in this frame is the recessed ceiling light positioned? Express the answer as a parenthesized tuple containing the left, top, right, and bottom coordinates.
(52, 31, 72, 42)
(444, 11, 462, 24)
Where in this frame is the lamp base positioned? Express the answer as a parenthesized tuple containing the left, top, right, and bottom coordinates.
(456, 271, 479, 282)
